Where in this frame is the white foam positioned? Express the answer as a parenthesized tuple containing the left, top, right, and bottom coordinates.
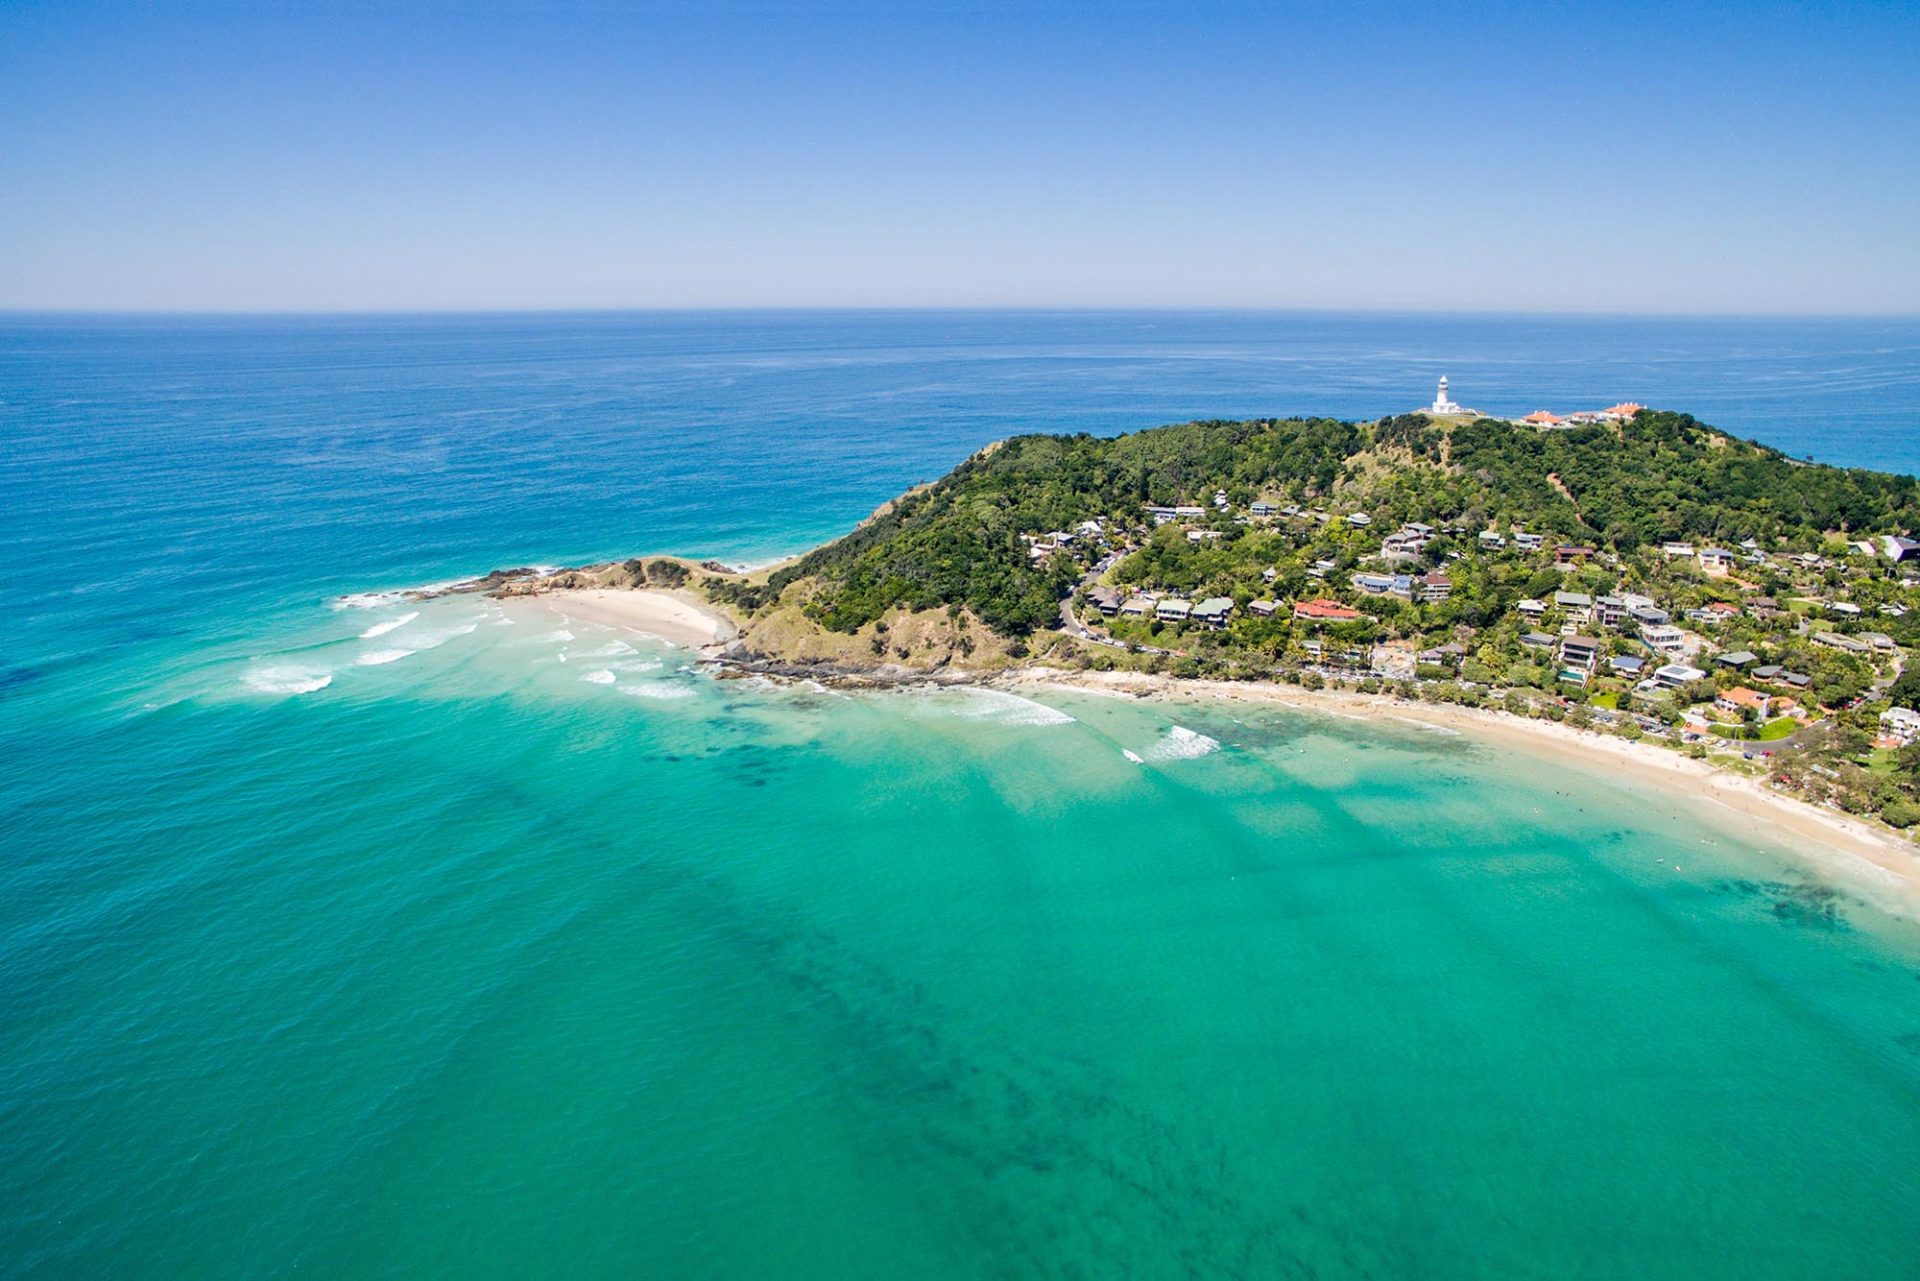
(1122, 748, 1145, 764)
(358, 611, 419, 639)
(580, 669, 616, 685)
(243, 665, 333, 695)
(535, 629, 575, 644)
(610, 658, 664, 674)
(1139, 725, 1221, 762)
(619, 682, 696, 700)
(357, 648, 415, 666)
(405, 620, 481, 650)
(577, 640, 636, 658)
(943, 688, 1075, 727)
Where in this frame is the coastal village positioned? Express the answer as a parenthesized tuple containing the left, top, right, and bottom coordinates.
(1006, 381, 1920, 825)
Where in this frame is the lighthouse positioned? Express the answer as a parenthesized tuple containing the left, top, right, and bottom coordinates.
(1431, 375, 1462, 414)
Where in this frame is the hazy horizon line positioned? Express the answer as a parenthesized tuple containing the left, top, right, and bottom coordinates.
(6, 304, 1919, 322)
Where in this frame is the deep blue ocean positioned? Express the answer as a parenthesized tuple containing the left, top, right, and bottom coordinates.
(6, 312, 1920, 1278)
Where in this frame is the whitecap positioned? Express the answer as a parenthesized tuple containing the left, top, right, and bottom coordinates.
(619, 682, 696, 700)
(580, 669, 616, 685)
(1139, 725, 1221, 762)
(535, 629, 575, 644)
(1122, 748, 1144, 763)
(576, 640, 636, 658)
(943, 688, 1076, 727)
(357, 648, 414, 666)
(610, 658, 664, 674)
(405, 621, 481, 650)
(243, 665, 333, 695)
(359, 611, 419, 639)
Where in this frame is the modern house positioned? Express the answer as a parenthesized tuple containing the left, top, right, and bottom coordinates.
(1249, 599, 1278, 617)
(1715, 650, 1758, 670)
(1553, 590, 1593, 622)
(1698, 548, 1736, 576)
(1560, 635, 1602, 685)
(1155, 598, 1192, 622)
(1416, 571, 1452, 603)
(1609, 654, 1646, 677)
(1517, 598, 1547, 620)
(1880, 707, 1920, 745)
(1119, 595, 1156, 618)
(1250, 501, 1278, 518)
(1513, 531, 1544, 552)
(1554, 544, 1594, 568)
(1653, 662, 1707, 689)
(1595, 595, 1629, 628)
(1346, 512, 1373, 528)
(1640, 624, 1687, 654)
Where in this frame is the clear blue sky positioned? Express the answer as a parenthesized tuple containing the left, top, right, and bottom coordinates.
(3, 1, 1916, 312)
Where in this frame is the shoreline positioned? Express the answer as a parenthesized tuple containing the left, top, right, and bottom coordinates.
(992, 667, 1920, 914)
(451, 570, 1920, 912)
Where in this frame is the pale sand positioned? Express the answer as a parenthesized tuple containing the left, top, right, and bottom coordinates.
(1001, 668, 1920, 915)
(538, 588, 738, 649)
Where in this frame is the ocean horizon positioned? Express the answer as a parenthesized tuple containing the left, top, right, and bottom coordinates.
(7, 311, 1920, 1277)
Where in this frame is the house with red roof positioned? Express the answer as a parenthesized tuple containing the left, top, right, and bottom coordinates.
(1292, 599, 1364, 622)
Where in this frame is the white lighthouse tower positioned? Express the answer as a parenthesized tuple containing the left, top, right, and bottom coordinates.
(1430, 375, 1462, 415)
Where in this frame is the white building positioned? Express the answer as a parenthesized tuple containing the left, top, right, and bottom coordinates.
(1430, 375, 1462, 415)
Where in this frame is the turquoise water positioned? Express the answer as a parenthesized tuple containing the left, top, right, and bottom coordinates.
(6, 312, 1920, 1277)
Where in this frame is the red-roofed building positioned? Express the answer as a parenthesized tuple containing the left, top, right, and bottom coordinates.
(1602, 402, 1646, 420)
(1714, 686, 1773, 717)
(1522, 410, 1564, 427)
(1293, 599, 1364, 622)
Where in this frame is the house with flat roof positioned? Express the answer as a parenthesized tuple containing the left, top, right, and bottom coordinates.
(1609, 654, 1646, 677)
(1553, 591, 1593, 622)
(1640, 623, 1686, 654)
(1880, 707, 1920, 745)
(1249, 599, 1278, 617)
(1715, 650, 1758, 669)
(1155, 598, 1192, 622)
(1119, 595, 1156, 618)
(1653, 662, 1706, 689)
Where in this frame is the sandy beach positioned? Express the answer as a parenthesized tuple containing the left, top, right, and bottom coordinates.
(537, 588, 739, 649)
(1000, 667, 1920, 914)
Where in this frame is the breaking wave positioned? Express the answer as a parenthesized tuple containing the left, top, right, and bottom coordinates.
(356, 648, 414, 666)
(242, 665, 333, 695)
(359, 611, 419, 639)
(580, 669, 616, 685)
(942, 688, 1076, 727)
(619, 682, 697, 700)
(1138, 725, 1221, 762)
